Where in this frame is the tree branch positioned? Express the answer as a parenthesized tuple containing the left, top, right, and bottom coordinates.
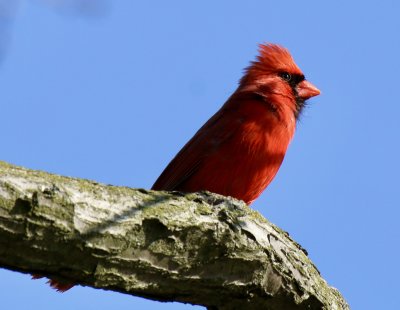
(0, 161, 348, 309)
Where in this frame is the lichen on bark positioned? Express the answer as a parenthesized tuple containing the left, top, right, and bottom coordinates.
(0, 161, 349, 310)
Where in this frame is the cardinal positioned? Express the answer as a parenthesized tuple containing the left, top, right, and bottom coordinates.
(36, 43, 319, 292)
(152, 43, 320, 204)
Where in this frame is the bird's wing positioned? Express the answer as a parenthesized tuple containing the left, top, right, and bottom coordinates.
(152, 107, 238, 191)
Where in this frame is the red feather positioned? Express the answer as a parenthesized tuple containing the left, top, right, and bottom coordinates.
(152, 44, 320, 204)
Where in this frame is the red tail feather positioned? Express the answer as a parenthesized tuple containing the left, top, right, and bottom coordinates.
(32, 274, 74, 292)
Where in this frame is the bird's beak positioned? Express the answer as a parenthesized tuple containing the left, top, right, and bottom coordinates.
(296, 80, 320, 100)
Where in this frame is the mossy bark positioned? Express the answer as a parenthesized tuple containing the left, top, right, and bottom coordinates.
(0, 161, 349, 309)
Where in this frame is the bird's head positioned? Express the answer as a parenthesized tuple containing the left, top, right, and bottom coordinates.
(239, 44, 320, 119)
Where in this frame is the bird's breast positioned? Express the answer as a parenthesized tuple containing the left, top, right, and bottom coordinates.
(183, 109, 294, 204)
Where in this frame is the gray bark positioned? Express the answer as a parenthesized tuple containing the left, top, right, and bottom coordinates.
(0, 161, 349, 309)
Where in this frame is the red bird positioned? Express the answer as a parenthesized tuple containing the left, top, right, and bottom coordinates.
(36, 43, 319, 292)
(152, 44, 320, 204)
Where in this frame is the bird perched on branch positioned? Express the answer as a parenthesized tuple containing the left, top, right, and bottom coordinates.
(152, 43, 320, 204)
(36, 43, 320, 292)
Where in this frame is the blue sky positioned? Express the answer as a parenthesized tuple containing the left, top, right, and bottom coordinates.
(1, 1, 399, 309)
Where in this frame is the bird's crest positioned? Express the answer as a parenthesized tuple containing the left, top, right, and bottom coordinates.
(247, 43, 303, 76)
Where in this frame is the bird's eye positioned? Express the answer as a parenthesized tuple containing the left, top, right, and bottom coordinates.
(280, 72, 292, 82)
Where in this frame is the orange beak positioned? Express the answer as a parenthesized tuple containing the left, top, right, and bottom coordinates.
(296, 80, 320, 100)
